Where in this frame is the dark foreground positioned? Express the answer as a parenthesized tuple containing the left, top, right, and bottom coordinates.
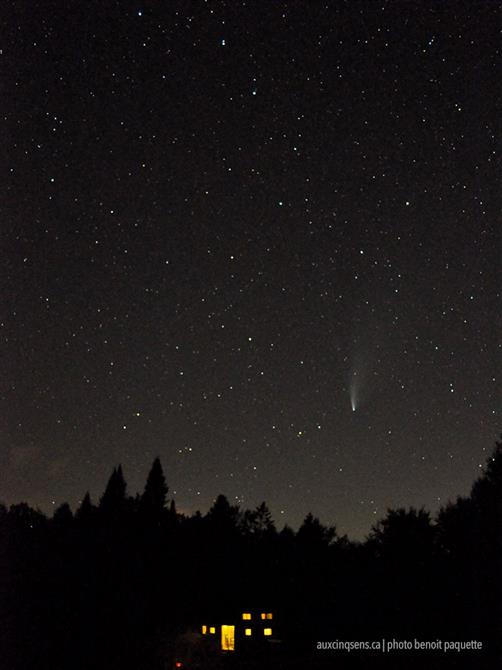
(1, 441, 501, 670)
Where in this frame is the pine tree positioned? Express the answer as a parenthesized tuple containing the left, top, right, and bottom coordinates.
(141, 457, 168, 516)
(75, 492, 94, 522)
(99, 465, 127, 514)
(241, 502, 275, 536)
(206, 494, 240, 534)
(297, 512, 337, 547)
(53, 502, 73, 525)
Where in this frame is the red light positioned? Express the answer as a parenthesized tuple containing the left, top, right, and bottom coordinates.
(175, 663, 183, 668)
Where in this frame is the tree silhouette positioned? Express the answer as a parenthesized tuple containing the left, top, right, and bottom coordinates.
(465, 438, 502, 651)
(140, 457, 168, 518)
(366, 507, 437, 637)
(297, 512, 336, 547)
(240, 501, 276, 537)
(99, 465, 127, 516)
(437, 438, 502, 562)
(75, 491, 95, 523)
(368, 507, 434, 560)
(7, 502, 47, 531)
(470, 435, 502, 527)
(206, 494, 240, 534)
(53, 502, 73, 526)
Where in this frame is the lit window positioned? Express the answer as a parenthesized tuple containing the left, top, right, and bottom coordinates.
(201, 625, 207, 634)
(264, 628, 272, 636)
(209, 627, 216, 634)
(245, 628, 252, 636)
(266, 613, 273, 620)
(221, 625, 235, 651)
(242, 612, 251, 620)
(260, 613, 266, 620)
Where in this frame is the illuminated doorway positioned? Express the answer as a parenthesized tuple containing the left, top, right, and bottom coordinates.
(221, 625, 235, 651)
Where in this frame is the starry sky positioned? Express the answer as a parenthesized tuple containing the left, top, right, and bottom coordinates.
(2, 1, 500, 539)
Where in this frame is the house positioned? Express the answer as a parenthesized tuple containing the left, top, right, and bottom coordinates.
(171, 609, 280, 668)
(200, 609, 277, 652)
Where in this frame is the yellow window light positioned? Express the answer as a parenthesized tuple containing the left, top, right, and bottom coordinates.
(266, 612, 273, 619)
(242, 612, 251, 620)
(209, 627, 216, 634)
(264, 628, 272, 636)
(245, 628, 252, 636)
(201, 625, 207, 634)
(260, 613, 266, 620)
(221, 625, 235, 651)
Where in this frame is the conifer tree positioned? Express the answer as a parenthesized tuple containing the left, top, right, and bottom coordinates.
(75, 492, 94, 522)
(141, 457, 168, 516)
(99, 465, 127, 514)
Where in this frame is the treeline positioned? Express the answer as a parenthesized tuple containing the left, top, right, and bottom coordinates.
(0, 439, 501, 670)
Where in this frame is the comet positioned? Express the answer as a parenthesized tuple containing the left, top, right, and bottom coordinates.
(349, 371, 358, 412)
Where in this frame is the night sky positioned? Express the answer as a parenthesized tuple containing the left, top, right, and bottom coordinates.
(2, 1, 499, 539)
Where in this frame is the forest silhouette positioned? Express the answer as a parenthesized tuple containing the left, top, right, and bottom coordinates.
(1, 439, 501, 670)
